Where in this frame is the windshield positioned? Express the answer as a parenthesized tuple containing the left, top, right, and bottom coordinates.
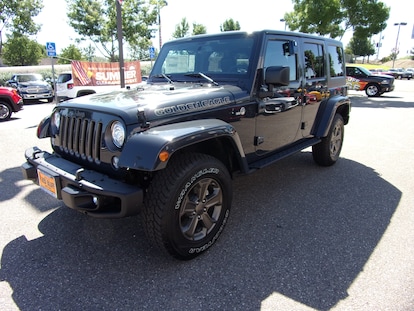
(17, 74, 43, 82)
(150, 34, 255, 81)
(358, 67, 372, 76)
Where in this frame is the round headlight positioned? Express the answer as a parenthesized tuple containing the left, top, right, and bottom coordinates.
(52, 111, 60, 130)
(111, 121, 125, 148)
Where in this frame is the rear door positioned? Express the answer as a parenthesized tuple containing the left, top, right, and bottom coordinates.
(300, 38, 329, 137)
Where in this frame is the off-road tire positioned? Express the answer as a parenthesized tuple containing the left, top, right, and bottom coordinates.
(0, 102, 12, 121)
(312, 114, 344, 166)
(142, 153, 232, 260)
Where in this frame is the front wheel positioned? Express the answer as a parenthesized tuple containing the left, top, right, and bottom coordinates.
(0, 102, 12, 121)
(365, 83, 381, 97)
(312, 114, 344, 166)
(143, 153, 232, 260)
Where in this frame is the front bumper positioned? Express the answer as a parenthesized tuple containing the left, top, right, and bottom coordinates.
(21, 147, 143, 218)
(21, 92, 53, 100)
(381, 84, 395, 93)
(14, 99, 24, 112)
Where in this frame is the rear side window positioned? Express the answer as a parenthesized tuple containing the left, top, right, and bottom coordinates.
(328, 45, 345, 77)
(58, 73, 72, 83)
(303, 42, 325, 79)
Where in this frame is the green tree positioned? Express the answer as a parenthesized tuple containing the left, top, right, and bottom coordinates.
(83, 44, 96, 62)
(284, 0, 389, 39)
(57, 44, 84, 64)
(67, 0, 158, 61)
(150, 0, 168, 49)
(192, 23, 207, 35)
(129, 37, 154, 60)
(347, 36, 375, 63)
(0, 0, 43, 54)
(220, 19, 240, 32)
(2, 34, 44, 66)
(342, 0, 389, 38)
(172, 18, 190, 38)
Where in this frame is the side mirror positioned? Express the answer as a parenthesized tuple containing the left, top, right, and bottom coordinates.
(259, 66, 290, 98)
(265, 66, 290, 86)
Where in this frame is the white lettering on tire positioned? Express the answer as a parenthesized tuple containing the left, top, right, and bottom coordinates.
(174, 167, 219, 210)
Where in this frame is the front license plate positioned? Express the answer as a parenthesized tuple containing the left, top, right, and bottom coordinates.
(38, 169, 58, 198)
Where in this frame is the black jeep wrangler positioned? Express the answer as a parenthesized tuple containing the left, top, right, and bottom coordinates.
(22, 30, 351, 259)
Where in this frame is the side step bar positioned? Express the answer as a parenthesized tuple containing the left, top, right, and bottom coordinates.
(249, 138, 321, 169)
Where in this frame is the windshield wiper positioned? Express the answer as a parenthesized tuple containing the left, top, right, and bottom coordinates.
(151, 74, 174, 84)
(184, 72, 219, 86)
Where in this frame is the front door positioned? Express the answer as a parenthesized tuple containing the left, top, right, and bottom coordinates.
(255, 36, 303, 154)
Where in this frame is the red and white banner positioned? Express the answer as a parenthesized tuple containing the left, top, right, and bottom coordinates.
(71, 61, 142, 86)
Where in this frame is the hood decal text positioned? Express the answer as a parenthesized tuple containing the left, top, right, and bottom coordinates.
(154, 96, 231, 116)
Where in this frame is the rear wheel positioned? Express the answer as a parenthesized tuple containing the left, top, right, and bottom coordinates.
(143, 153, 232, 260)
(0, 102, 12, 121)
(312, 114, 344, 166)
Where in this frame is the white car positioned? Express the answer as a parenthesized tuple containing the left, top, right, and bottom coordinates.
(56, 72, 103, 102)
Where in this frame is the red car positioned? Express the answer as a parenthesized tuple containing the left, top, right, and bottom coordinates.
(0, 86, 24, 121)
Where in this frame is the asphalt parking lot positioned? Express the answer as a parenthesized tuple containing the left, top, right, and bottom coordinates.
(0, 81, 413, 311)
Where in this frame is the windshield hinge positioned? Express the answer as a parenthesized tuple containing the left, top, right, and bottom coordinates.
(137, 110, 150, 128)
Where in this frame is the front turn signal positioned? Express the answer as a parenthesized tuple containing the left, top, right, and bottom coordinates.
(159, 151, 170, 162)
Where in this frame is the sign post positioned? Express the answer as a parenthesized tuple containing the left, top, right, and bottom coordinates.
(46, 42, 57, 102)
(116, 0, 125, 88)
(149, 46, 155, 68)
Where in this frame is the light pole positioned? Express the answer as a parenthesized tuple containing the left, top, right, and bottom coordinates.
(392, 22, 407, 68)
(280, 19, 287, 31)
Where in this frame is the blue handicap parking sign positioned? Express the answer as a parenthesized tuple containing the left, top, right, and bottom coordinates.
(149, 46, 155, 59)
(46, 42, 56, 57)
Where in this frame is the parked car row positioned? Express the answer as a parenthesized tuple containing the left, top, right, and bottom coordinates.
(0, 73, 56, 121)
(369, 67, 412, 80)
(388, 68, 412, 80)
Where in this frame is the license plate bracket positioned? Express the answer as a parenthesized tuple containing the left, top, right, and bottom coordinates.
(37, 169, 60, 198)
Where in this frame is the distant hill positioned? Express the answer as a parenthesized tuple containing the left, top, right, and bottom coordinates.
(382, 59, 414, 69)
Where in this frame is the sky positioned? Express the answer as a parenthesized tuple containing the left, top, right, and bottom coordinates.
(33, 0, 413, 60)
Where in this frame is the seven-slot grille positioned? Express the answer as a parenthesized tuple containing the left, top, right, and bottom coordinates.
(57, 114, 103, 163)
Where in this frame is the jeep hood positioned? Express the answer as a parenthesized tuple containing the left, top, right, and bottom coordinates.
(58, 83, 244, 125)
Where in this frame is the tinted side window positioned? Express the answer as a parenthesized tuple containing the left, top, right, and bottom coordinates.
(346, 67, 362, 76)
(303, 43, 325, 79)
(328, 45, 344, 77)
(264, 40, 297, 81)
(58, 74, 72, 83)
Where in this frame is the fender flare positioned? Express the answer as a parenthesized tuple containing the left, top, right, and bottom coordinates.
(119, 119, 247, 172)
(37, 116, 51, 138)
(312, 95, 351, 138)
